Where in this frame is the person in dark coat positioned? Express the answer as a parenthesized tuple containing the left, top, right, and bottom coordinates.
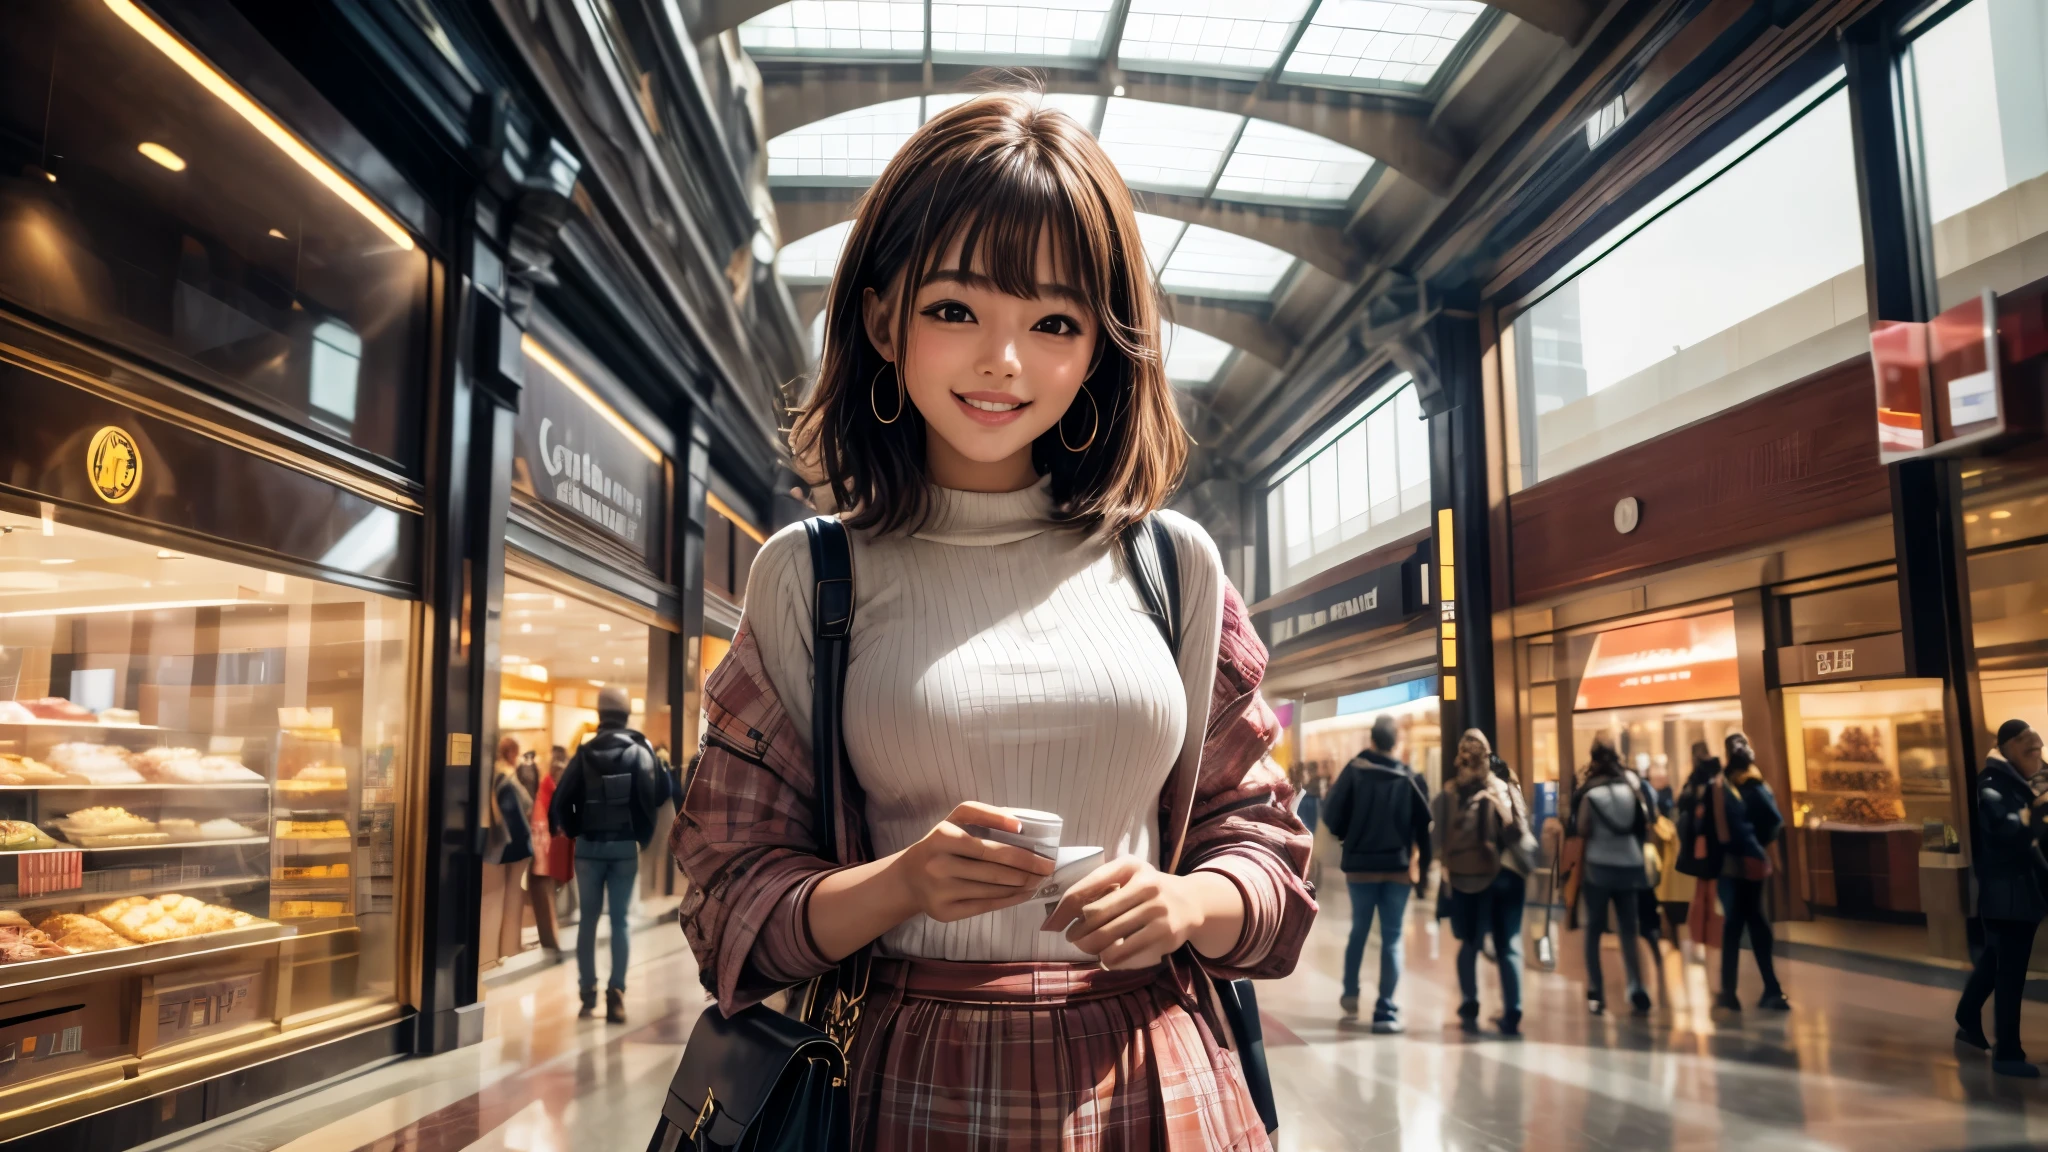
(1322, 715, 1432, 1032)
(1712, 733, 1787, 1012)
(1956, 720, 2048, 1076)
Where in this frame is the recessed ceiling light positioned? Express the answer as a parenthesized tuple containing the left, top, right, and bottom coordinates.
(520, 623, 532, 633)
(157, 550, 185, 559)
(590, 656, 600, 663)
(39, 558, 73, 565)
(1991, 510, 2013, 520)
(597, 623, 611, 632)
(138, 141, 186, 171)
(268, 228, 287, 239)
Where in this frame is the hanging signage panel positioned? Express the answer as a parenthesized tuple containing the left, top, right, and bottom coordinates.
(1574, 611, 1739, 711)
(1255, 551, 1424, 662)
(511, 338, 664, 569)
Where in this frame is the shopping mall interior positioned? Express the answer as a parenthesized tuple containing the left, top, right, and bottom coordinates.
(3, 0, 2048, 1148)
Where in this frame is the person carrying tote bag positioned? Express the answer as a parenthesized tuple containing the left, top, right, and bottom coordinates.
(667, 91, 1314, 1152)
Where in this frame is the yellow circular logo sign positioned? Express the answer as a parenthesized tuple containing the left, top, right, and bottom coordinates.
(86, 426, 143, 505)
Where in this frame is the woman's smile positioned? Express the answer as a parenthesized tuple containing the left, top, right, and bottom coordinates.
(953, 390, 1030, 425)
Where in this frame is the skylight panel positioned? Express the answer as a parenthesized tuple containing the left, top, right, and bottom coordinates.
(739, 0, 925, 57)
(1117, 0, 1315, 73)
(1134, 213, 1187, 273)
(1214, 119, 1375, 204)
(1159, 224, 1296, 298)
(768, 98, 924, 183)
(1164, 322, 1235, 385)
(1096, 99, 1243, 193)
(779, 221, 853, 283)
(1283, 0, 1485, 88)
(929, 0, 1118, 61)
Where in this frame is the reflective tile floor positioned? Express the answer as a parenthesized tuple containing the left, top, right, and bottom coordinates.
(146, 894, 2048, 1152)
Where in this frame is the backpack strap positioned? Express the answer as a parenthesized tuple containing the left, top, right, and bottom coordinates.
(803, 517, 854, 865)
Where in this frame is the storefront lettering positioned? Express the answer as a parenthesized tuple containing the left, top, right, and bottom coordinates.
(539, 417, 645, 543)
(1272, 585, 1377, 644)
(1814, 648, 1854, 676)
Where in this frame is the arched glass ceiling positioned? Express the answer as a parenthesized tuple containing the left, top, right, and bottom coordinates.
(741, 0, 1490, 90)
(780, 212, 1295, 300)
(769, 95, 1375, 208)
(1165, 323, 1235, 386)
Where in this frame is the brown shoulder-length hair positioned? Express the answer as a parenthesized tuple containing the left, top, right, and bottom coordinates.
(789, 89, 1186, 537)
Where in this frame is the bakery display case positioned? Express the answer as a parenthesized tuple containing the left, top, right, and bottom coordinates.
(0, 506, 414, 1111)
(1785, 681, 1952, 920)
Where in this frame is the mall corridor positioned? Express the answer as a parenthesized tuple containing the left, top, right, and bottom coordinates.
(140, 896, 2048, 1152)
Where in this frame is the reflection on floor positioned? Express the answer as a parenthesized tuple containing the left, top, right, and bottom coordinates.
(144, 890, 2048, 1151)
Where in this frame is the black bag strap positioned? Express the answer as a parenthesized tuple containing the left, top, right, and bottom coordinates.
(805, 517, 855, 865)
(1120, 514, 1181, 660)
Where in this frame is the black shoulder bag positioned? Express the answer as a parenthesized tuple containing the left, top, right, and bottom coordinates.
(1120, 514, 1281, 1138)
(649, 518, 863, 1152)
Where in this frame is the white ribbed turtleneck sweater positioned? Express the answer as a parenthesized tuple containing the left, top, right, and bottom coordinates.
(742, 477, 1222, 962)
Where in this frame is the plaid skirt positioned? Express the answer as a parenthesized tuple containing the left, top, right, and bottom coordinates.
(844, 957, 1270, 1152)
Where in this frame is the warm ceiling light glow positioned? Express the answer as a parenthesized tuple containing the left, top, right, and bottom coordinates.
(103, 0, 415, 251)
(1991, 509, 2013, 519)
(597, 623, 611, 632)
(156, 550, 185, 559)
(706, 491, 766, 544)
(1965, 514, 1980, 524)
(268, 228, 287, 239)
(0, 596, 244, 619)
(39, 559, 74, 565)
(520, 623, 532, 633)
(520, 335, 661, 462)
(590, 656, 600, 663)
(137, 141, 186, 171)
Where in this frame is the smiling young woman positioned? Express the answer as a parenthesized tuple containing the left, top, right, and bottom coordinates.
(677, 92, 1315, 1151)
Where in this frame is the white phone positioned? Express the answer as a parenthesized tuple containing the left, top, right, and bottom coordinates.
(1036, 846, 1106, 911)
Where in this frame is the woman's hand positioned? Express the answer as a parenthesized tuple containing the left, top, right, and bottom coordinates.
(1040, 857, 1245, 970)
(885, 801, 1055, 924)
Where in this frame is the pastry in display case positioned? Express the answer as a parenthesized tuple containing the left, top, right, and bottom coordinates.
(1802, 722, 1910, 827)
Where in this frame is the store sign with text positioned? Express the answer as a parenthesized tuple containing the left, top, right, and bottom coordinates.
(1575, 611, 1740, 710)
(512, 341, 664, 568)
(1774, 632, 1905, 686)
(1254, 547, 1424, 660)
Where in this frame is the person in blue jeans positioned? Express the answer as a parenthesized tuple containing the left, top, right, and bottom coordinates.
(1435, 729, 1535, 1035)
(548, 685, 667, 1023)
(1321, 715, 1432, 1032)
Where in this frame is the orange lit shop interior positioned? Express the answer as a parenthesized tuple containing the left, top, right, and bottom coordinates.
(488, 576, 666, 967)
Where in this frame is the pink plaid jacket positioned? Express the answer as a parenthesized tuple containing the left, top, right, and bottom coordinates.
(673, 577, 1315, 1014)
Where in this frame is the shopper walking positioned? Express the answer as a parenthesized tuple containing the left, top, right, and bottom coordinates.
(1323, 714, 1433, 1032)
(481, 737, 535, 966)
(1568, 737, 1653, 1015)
(1675, 743, 1724, 962)
(550, 685, 666, 1023)
(1956, 720, 2048, 1076)
(1433, 729, 1536, 1035)
(1710, 733, 1787, 1011)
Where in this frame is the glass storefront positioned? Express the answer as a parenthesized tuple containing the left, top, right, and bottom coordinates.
(1567, 609, 1741, 790)
(1300, 678, 1442, 792)
(1782, 680, 1950, 921)
(0, 502, 414, 1106)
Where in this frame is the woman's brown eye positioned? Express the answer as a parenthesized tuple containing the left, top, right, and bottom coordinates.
(1036, 316, 1080, 335)
(928, 303, 974, 323)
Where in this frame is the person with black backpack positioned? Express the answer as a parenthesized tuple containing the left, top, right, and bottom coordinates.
(549, 684, 666, 1023)
(1710, 732, 1788, 1013)
(1566, 736, 1654, 1016)
(1432, 729, 1536, 1035)
(1322, 714, 1432, 1032)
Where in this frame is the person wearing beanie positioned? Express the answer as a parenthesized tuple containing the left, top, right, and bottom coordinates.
(1710, 732, 1787, 1012)
(1956, 719, 2048, 1076)
(549, 683, 666, 1022)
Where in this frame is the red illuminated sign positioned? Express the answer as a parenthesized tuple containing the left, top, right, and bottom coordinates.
(1575, 611, 1740, 711)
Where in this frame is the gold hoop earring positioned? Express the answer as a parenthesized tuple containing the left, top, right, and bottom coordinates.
(871, 362, 904, 425)
(1060, 385, 1098, 453)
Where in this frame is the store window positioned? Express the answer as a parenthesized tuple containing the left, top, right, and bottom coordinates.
(1781, 681, 1951, 944)
(0, 501, 414, 1096)
(1570, 611, 1741, 797)
(0, 2, 430, 468)
(1508, 72, 1866, 486)
(1265, 375, 1429, 593)
(1299, 677, 1442, 792)
(1905, 0, 2048, 308)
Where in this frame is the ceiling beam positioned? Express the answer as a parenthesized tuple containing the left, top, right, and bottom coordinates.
(1488, 0, 1601, 45)
(757, 62, 1466, 196)
(770, 185, 1364, 279)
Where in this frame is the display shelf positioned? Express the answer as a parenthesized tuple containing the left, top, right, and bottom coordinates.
(24, 837, 270, 854)
(0, 718, 170, 731)
(1, 873, 267, 907)
(0, 783, 271, 792)
(0, 921, 295, 989)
